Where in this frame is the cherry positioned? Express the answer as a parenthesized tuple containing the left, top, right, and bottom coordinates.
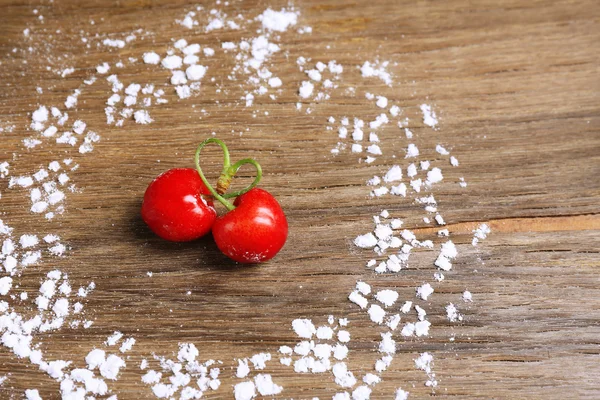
(141, 168, 217, 242)
(194, 138, 288, 263)
(212, 188, 288, 263)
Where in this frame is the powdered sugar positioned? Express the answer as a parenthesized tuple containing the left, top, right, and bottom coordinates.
(1, 2, 495, 397)
(416, 283, 434, 300)
(360, 61, 392, 85)
(299, 81, 314, 98)
(420, 104, 438, 127)
(472, 223, 491, 246)
(292, 319, 316, 338)
(258, 8, 298, 32)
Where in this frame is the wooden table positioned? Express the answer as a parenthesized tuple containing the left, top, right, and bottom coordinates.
(0, 0, 598, 398)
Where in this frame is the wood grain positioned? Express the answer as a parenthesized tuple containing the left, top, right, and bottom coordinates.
(0, 0, 599, 398)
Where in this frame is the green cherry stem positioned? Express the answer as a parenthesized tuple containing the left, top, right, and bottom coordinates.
(221, 158, 263, 199)
(194, 138, 236, 211)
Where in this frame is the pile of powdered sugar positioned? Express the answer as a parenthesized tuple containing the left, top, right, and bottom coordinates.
(0, 2, 493, 399)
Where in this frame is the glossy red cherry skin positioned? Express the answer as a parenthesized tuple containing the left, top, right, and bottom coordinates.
(141, 168, 217, 242)
(212, 188, 288, 263)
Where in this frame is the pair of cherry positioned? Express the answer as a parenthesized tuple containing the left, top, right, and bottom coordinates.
(141, 138, 288, 263)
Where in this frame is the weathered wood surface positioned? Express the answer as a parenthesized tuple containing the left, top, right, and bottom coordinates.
(0, 0, 599, 398)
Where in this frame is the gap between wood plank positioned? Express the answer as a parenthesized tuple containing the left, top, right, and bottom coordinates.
(411, 214, 600, 235)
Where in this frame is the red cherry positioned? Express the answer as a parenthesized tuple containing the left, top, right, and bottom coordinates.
(141, 168, 217, 242)
(212, 188, 288, 263)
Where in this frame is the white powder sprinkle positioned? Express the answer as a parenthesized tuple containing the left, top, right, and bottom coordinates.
(161, 55, 183, 70)
(333, 392, 350, 399)
(42, 126, 57, 137)
(257, 8, 298, 32)
(234, 381, 256, 400)
(415, 320, 431, 337)
(360, 61, 392, 85)
(177, 343, 199, 364)
(103, 39, 126, 48)
(119, 337, 136, 353)
(142, 370, 162, 384)
(25, 389, 42, 400)
(383, 165, 402, 183)
(236, 359, 250, 378)
(375, 96, 388, 108)
(435, 144, 449, 155)
(369, 113, 388, 130)
(368, 304, 385, 324)
(355, 281, 371, 295)
(333, 362, 356, 388)
(299, 81, 314, 98)
(183, 44, 200, 55)
(32, 106, 49, 123)
(99, 354, 125, 380)
(292, 319, 316, 338)
(426, 167, 443, 185)
(351, 144, 362, 153)
(20, 234, 38, 248)
(105, 331, 123, 346)
(387, 314, 401, 330)
(375, 290, 398, 307)
(391, 183, 407, 197)
(420, 104, 438, 127)
(395, 388, 409, 400)
(254, 374, 282, 396)
(52, 298, 69, 317)
(86, 349, 106, 370)
(366, 144, 382, 155)
(435, 214, 446, 226)
(472, 223, 491, 246)
(169, 70, 186, 86)
(0, 277, 12, 295)
(0, 6, 492, 397)
(416, 283, 434, 300)
(134, 110, 153, 124)
(463, 291, 473, 302)
(186, 65, 207, 81)
(337, 330, 350, 343)
(363, 373, 381, 385)
(348, 291, 368, 309)
(333, 344, 348, 361)
(406, 143, 419, 158)
(316, 326, 334, 340)
(175, 85, 191, 99)
(435, 240, 458, 271)
(65, 89, 80, 109)
(378, 332, 396, 354)
(306, 69, 322, 82)
(415, 352, 434, 373)
(352, 385, 372, 400)
(96, 62, 110, 74)
(143, 52, 160, 64)
(268, 77, 282, 88)
(354, 233, 377, 248)
(446, 303, 463, 322)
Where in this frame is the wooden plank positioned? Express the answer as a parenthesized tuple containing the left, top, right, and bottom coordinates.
(0, 0, 598, 398)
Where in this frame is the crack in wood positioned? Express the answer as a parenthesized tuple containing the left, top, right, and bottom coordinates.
(411, 214, 600, 235)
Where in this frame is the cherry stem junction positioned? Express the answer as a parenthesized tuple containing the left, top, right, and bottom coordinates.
(194, 138, 263, 211)
(221, 158, 262, 199)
